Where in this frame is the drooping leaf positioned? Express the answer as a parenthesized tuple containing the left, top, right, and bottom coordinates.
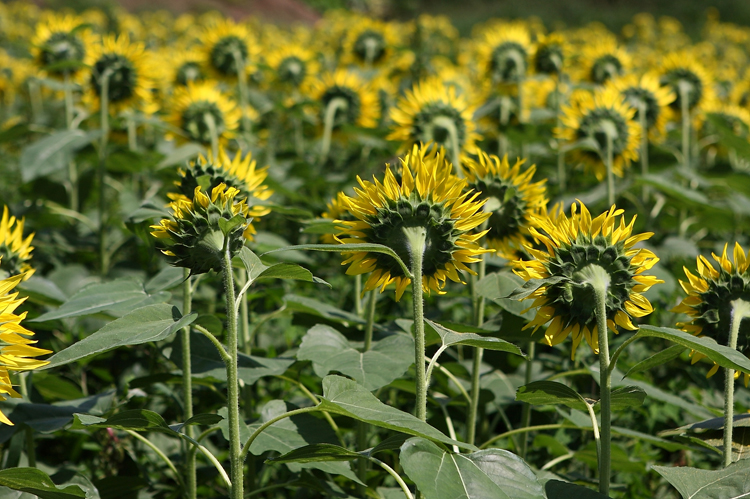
(145, 267, 186, 293)
(20, 130, 97, 182)
(269, 443, 361, 464)
(425, 319, 526, 357)
(606, 386, 647, 411)
(516, 381, 590, 412)
(284, 294, 366, 326)
(43, 305, 197, 369)
(637, 325, 750, 375)
(297, 325, 414, 391)
(653, 459, 750, 499)
(238, 247, 330, 287)
(155, 143, 203, 170)
(623, 345, 686, 378)
(319, 375, 474, 451)
(399, 437, 545, 499)
(32, 278, 170, 322)
(0, 468, 87, 499)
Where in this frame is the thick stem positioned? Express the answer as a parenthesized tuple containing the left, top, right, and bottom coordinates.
(723, 299, 750, 467)
(63, 72, 78, 211)
(404, 227, 427, 421)
(321, 97, 347, 162)
(519, 341, 536, 459)
(638, 101, 650, 202)
(222, 248, 243, 499)
(127, 113, 137, 152)
(240, 406, 319, 460)
(181, 269, 196, 499)
(97, 69, 112, 277)
(432, 115, 462, 176)
(355, 274, 364, 317)
(679, 82, 691, 170)
(357, 290, 378, 489)
(466, 252, 487, 446)
(205, 111, 220, 157)
(605, 128, 615, 207)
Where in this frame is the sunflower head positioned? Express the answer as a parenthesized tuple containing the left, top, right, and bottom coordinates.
(31, 13, 92, 79)
(336, 145, 491, 301)
(388, 77, 481, 160)
(608, 73, 675, 143)
(306, 69, 379, 129)
(658, 52, 714, 114)
(202, 19, 258, 79)
(463, 152, 547, 260)
(86, 34, 154, 112)
(0, 206, 34, 279)
(673, 243, 750, 385)
(161, 47, 208, 88)
(151, 183, 254, 274)
(475, 23, 533, 85)
(264, 44, 317, 91)
(166, 81, 240, 146)
(343, 18, 398, 67)
(533, 33, 568, 76)
(580, 40, 630, 85)
(556, 86, 641, 180)
(514, 202, 662, 358)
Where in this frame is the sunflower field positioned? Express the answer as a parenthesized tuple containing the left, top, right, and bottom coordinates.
(3, 2, 750, 498)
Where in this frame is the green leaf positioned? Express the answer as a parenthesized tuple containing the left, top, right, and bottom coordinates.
(399, 438, 545, 499)
(218, 214, 244, 235)
(240, 400, 363, 485)
(284, 294, 366, 326)
(706, 113, 750, 158)
(31, 278, 170, 322)
(543, 480, 610, 499)
(170, 332, 295, 385)
(653, 459, 750, 499)
(607, 386, 646, 411)
(183, 413, 224, 427)
(508, 276, 566, 301)
(638, 173, 714, 208)
(42, 304, 197, 369)
(476, 272, 536, 319)
(623, 344, 686, 378)
(425, 319, 526, 357)
(145, 266, 186, 293)
(0, 468, 87, 499)
(319, 375, 474, 451)
(516, 381, 590, 412)
(20, 130, 97, 182)
(297, 325, 414, 391)
(269, 443, 362, 464)
(155, 143, 202, 170)
(238, 247, 329, 287)
(73, 409, 170, 431)
(637, 325, 750, 375)
(262, 243, 412, 280)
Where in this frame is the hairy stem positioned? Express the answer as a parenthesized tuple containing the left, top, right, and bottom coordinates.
(181, 269, 196, 499)
(724, 299, 750, 467)
(404, 226, 427, 421)
(321, 97, 347, 162)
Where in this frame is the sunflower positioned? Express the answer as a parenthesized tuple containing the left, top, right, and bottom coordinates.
(701, 103, 750, 157)
(151, 183, 256, 274)
(170, 147, 272, 241)
(463, 152, 547, 260)
(474, 22, 534, 86)
(264, 43, 318, 91)
(305, 69, 379, 129)
(657, 52, 715, 119)
(166, 81, 240, 147)
(514, 202, 662, 358)
(0, 269, 52, 425)
(84, 33, 155, 113)
(556, 86, 641, 180)
(161, 46, 208, 88)
(673, 243, 750, 385)
(578, 40, 630, 85)
(321, 192, 354, 245)
(0, 206, 34, 279)
(336, 145, 491, 301)
(202, 18, 259, 80)
(341, 17, 399, 68)
(533, 32, 569, 76)
(608, 73, 675, 142)
(30, 12, 93, 81)
(388, 77, 481, 161)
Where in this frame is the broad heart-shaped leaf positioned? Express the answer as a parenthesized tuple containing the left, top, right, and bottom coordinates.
(42, 304, 197, 370)
(238, 247, 330, 287)
(169, 331, 295, 385)
(297, 325, 414, 391)
(637, 325, 750, 375)
(269, 443, 362, 464)
(653, 459, 750, 499)
(20, 129, 97, 183)
(476, 272, 535, 320)
(425, 319, 526, 357)
(0, 468, 87, 499)
(624, 344, 686, 379)
(145, 266, 186, 293)
(319, 375, 474, 451)
(0, 390, 115, 443)
(516, 381, 590, 412)
(31, 278, 170, 322)
(228, 400, 363, 485)
(400, 438, 545, 499)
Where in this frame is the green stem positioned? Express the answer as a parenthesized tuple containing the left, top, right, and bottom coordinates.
(29, 80, 42, 124)
(432, 115, 462, 176)
(240, 406, 319, 461)
(238, 270, 251, 355)
(355, 274, 363, 317)
(369, 456, 414, 499)
(126, 430, 184, 488)
(181, 269, 196, 499)
(638, 101, 649, 202)
(605, 127, 615, 207)
(222, 247, 243, 499)
(232, 50, 251, 138)
(480, 423, 581, 449)
(98, 69, 112, 277)
(466, 252, 486, 447)
(18, 373, 35, 468)
(723, 299, 750, 467)
(321, 97, 347, 162)
(519, 341, 536, 459)
(556, 78, 566, 193)
(357, 290, 378, 490)
(608, 333, 639, 376)
(404, 226, 427, 421)
(205, 111, 219, 156)
(183, 429, 232, 490)
(127, 113, 137, 152)
(63, 72, 78, 211)
(679, 82, 691, 169)
(193, 324, 231, 363)
(583, 401, 602, 469)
